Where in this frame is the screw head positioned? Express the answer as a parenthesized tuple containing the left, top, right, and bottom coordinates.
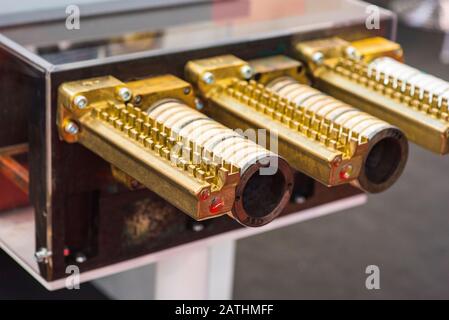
(64, 121, 79, 135)
(312, 52, 324, 65)
(240, 65, 253, 80)
(118, 87, 132, 102)
(184, 87, 191, 95)
(294, 196, 306, 204)
(74, 95, 88, 109)
(192, 223, 205, 232)
(195, 98, 204, 110)
(75, 253, 87, 264)
(35, 247, 52, 263)
(202, 72, 215, 85)
(345, 46, 360, 60)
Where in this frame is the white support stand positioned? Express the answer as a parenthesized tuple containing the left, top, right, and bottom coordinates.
(94, 240, 236, 300)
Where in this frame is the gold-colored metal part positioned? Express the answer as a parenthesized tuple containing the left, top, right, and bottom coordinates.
(265, 75, 408, 193)
(186, 55, 376, 188)
(249, 55, 308, 85)
(57, 75, 293, 227)
(296, 37, 449, 154)
(350, 37, 403, 62)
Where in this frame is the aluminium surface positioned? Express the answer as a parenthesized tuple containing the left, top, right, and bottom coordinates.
(0, 0, 392, 282)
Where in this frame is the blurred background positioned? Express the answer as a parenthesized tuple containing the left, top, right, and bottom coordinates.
(1, 0, 449, 299)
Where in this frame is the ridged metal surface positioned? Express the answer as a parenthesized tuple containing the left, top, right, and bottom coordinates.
(266, 76, 408, 193)
(369, 57, 449, 106)
(147, 99, 276, 174)
(267, 77, 394, 141)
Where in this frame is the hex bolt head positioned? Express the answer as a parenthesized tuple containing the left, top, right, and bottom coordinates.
(240, 65, 253, 80)
(202, 72, 215, 85)
(64, 121, 79, 135)
(312, 52, 324, 65)
(74, 95, 88, 109)
(35, 247, 52, 264)
(118, 87, 132, 102)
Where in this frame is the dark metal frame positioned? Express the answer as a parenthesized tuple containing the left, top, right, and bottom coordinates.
(0, 0, 395, 281)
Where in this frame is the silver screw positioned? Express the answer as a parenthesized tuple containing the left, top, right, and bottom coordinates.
(184, 87, 191, 95)
(312, 52, 324, 65)
(64, 121, 79, 135)
(35, 247, 52, 264)
(118, 87, 132, 102)
(75, 253, 87, 264)
(192, 223, 204, 232)
(195, 98, 204, 110)
(74, 95, 88, 109)
(202, 72, 215, 85)
(240, 65, 253, 80)
(345, 46, 360, 60)
(294, 196, 306, 204)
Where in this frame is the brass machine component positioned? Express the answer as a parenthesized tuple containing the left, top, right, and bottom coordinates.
(252, 55, 408, 193)
(186, 55, 408, 193)
(296, 37, 449, 155)
(57, 75, 293, 227)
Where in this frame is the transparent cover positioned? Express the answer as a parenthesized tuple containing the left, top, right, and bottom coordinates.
(0, 0, 391, 66)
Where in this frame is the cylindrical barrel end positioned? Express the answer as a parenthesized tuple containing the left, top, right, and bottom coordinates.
(231, 156, 293, 227)
(353, 127, 408, 193)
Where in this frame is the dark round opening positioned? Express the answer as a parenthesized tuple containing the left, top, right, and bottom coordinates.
(241, 170, 287, 218)
(365, 137, 402, 185)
